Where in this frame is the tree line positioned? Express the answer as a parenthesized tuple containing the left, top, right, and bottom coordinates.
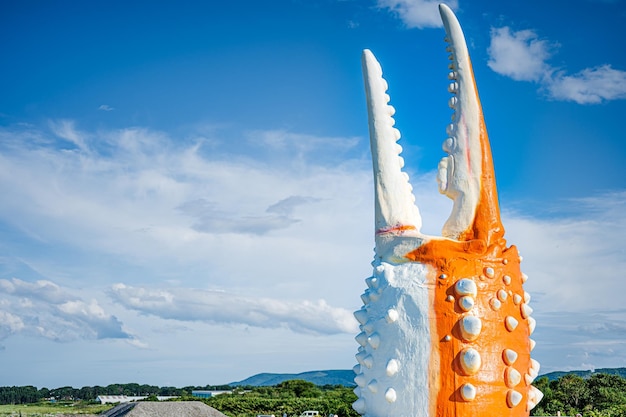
(2, 373, 626, 417)
(202, 380, 359, 417)
(199, 376, 626, 417)
(0, 382, 231, 404)
(532, 373, 626, 417)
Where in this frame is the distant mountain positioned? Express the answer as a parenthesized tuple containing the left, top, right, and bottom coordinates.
(229, 369, 356, 387)
(540, 367, 626, 381)
(228, 367, 626, 387)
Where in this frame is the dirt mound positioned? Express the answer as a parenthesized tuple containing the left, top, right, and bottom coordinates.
(125, 401, 228, 417)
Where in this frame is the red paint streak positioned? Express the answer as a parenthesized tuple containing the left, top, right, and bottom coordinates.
(376, 224, 417, 234)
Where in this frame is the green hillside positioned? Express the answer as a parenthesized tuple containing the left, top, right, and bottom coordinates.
(229, 370, 356, 387)
(541, 367, 626, 381)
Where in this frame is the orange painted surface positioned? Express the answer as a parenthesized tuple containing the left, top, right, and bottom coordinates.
(407, 68, 533, 417)
(410, 239, 532, 417)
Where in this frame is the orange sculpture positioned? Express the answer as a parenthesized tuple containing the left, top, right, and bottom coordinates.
(352, 4, 542, 417)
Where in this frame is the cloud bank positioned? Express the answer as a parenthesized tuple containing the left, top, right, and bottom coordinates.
(110, 283, 357, 335)
(0, 278, 134, 343)
(488, 26, 626, 104)
(1, 121, 625, 375)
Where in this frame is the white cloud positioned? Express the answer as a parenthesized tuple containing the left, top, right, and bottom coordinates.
(376, 0, 458, 29)
(487, 26, 626, 104)
(547, 65, 626, 104)
(109, 283, 358, 335)
(0, 311, 25, 340)
(487, 27, 553, 82)
(0, 277, 136, 342)
(0, 278, 71, 304)
(98, 104, 114, 111)
(49, 119, 90, 151)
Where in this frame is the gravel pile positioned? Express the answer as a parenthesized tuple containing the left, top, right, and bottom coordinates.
(125, 401, 228, 417)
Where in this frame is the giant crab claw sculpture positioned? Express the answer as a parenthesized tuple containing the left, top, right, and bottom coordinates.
(352, 4, 542, 417)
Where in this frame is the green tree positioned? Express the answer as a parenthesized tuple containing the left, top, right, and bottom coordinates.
(588, 373, 626, 411)
(552, 374, 590, 413)
(276, 380, 322, 398)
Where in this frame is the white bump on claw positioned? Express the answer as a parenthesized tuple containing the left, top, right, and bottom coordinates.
(524, 291, 531, 303)
(513, 294, 522, 305)
(505, 316, 519, 332)
(503, 275, 511, 285)
(503, 349, 518, 366)
(354, 308, 368, 324)
(455, 278, 477, 297)
(460, 383, 476, 401)
(385, 388, 397, 403)
(458, 296, 475, 312)
(386, 359, 399, 376)
(363, 320, 375, 333)
(528, 317, 536, 335)
(490, 298, 501, 310)
(528, 385, 544, 410)
(367, 379, 378, 393)
(484, 267, 495, 278)
(522, 273, 528, 282)
(521, 303, 533, 319)
(459, 348, 481, 375)
(497, 289, 508, 302)
(363, 355, 374, 369)
(507, 390, 523, 408)
(354, 374, 366, 387)
(505, 367, 522, 388)
(459, 316, 482, 341)
(368, 333, 381, 349)
(530, 358, 541, 375)
(352, 398, 366, 414)
(386, 308, 399, 323)
(355, 332, 368, 346)
(529, 338, 536, 351)
(365, 276, 378, 289)
(360, 292, 370, 304)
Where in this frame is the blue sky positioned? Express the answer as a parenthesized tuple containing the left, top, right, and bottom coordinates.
(1, 0, 625, 388)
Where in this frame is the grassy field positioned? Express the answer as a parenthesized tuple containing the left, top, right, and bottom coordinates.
(0, 402, 113, 416)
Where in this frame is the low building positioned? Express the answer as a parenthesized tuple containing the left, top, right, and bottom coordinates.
(96, 395, 178, 404)
(191, 390, 232, 398)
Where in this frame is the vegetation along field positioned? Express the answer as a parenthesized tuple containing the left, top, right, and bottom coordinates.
(1, 372, 626, 416)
